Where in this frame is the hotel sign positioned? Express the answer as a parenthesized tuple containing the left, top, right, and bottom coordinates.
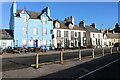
(56, 37, 65, 40)
(32, 37, 39, 40)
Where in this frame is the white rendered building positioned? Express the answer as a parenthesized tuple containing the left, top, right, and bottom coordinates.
(52, 16, 86, 48)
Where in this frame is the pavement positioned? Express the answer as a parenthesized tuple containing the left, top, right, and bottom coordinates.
(1, 52, 120, 80)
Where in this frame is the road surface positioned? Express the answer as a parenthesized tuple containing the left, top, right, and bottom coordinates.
(32, 53, 120, 80)
(2, 47, 117, 72)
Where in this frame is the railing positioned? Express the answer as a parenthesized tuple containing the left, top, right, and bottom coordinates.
(31, 47, 120, 68)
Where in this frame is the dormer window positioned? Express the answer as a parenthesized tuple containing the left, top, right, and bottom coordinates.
(42, 17, 47, 24)
(69, 23, 74, 29)
(55, 21, 60, 28)
(22, 16, 27, 22)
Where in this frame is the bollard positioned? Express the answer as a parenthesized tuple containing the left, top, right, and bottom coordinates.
(110, 47, 112, 54)
(117, 47, 119, 51)
(60, 51, 63, 64)
(36, 53, 39, 68)
(79, 50, 82, 60)
(102, 48, 104, 56)
(92, 49, 95, 58)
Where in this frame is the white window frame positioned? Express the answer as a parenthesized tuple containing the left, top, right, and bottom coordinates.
(42, 17, 47, 24)
(75, 32, 77, 37)
(22, 27, 27, 34)
(22, 16, 27, 22)
(55, 22, 60, 28)
(93, 34, 95, 38)
(43, 39, 47, 45)
(43, 28, 47, 35)
(29, 40, 33, 46)
(98, 34, 100, 38)
(22, 39, 27, 46)
(64, 31, 68, 37)
(33, 28, 38, 35)
(57, 30, 61, 37)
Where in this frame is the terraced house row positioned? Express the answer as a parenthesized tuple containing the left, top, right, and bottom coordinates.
(0, 1, 119, 50)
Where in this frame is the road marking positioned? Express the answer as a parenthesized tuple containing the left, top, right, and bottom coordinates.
(75, 58, 120, 80)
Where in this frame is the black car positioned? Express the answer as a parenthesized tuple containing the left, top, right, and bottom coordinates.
(114, 42, 120, 47)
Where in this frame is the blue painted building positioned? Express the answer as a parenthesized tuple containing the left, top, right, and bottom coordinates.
(9, 1, 53, 50)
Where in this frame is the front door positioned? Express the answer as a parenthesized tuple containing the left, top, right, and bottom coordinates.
(78, 40, 81, 47)
(34, 40, 38, 47)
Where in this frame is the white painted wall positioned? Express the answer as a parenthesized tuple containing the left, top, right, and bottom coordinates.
(90, 32, 103, 46)
(53, 29, 86, 48)
(0, 40, 13, 49)
(102, 34, 112, 47)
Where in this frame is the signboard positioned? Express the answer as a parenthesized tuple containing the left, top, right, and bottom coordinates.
(70, 40, 74, 43)
(57, 40, 61, 43)
(32, 37, 39, 40)
(56, 37, 65, 40)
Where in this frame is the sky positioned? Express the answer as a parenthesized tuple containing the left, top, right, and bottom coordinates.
(1, 2, 118, 30)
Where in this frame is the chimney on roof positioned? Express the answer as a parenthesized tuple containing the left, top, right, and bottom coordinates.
(108, 28, 113, 31)
(99, 29, 105, 33)
(106, 30, 108, 33)
(64, 16, 74, 25)
(13, 0, 16, 3)
(79, 21, 85, 28)
(91, 23, 96, 28)
(115, 23, 120, 28)
(42, 7, 50, 16)
(64, 18, 66, 21)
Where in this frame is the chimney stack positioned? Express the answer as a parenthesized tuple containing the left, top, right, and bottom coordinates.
(99, 29, 105, 33)
(14, 0, 16, 3)
(64, 16, 74, 25)
(79, 21, 85, 28)
(91, 23, 96, 28)
(106, 30, 108, 33)
(115, 23, 120, 28)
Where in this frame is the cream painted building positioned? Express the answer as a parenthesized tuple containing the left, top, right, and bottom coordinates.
(101, 23, 120, 47)
(79, 21, 103, 48)
(102, 33, 112, 47)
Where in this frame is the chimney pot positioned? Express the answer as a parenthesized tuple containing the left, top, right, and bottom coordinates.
(91, 23, 96, 28)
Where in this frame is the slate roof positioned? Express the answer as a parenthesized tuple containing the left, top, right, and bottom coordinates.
(53, 20, 85, 30)
(16, 9, 52, 20)
(107, 27, 120, 33)
(106, 33, 120, 39)
(0, 29, 13, 39)
(85, 25, 100, 33)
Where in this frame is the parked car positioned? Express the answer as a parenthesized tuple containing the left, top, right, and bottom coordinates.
(114, 42, 120, 47)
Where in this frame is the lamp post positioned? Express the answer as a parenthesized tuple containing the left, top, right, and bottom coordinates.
(27, 18, 29, 48)
(100, 24, 103, 46)
(16, 38, 18, 47)
(100, 24, 103, 30)
(13, 39, 15, 47)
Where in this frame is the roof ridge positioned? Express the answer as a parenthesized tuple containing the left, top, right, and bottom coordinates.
(17, 9, 41, 14)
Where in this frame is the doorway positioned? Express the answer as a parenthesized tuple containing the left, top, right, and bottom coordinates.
(34, 40, 38, 47)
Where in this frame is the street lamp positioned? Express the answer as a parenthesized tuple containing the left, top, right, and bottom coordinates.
(100, 24, 103, 29)
(16, 38, 18, 47)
